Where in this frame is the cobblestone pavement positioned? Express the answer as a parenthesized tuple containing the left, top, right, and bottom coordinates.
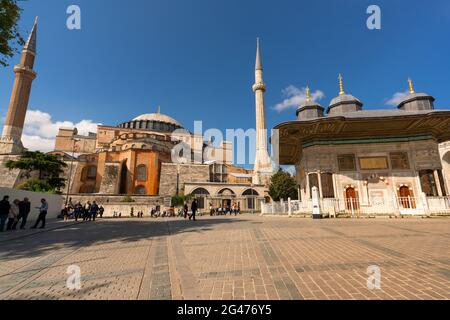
(0, 215, 449, 300)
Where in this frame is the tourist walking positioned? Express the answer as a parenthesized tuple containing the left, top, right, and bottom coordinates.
(7, 199, 20, 231)
(99, 205, 104, 218)
(0, 196, 11, 232)
(74, 202, 82, 221)
(32, 199, 48, 229)
(83, 201, 91, 221)
(14, 197, 31, 229)
(183, 202, 189, 219)
(90, 201, 99, 221)
(189, 199, 198, 221)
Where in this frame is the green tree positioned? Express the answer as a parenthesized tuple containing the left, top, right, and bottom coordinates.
(268, 168, 298, 201)
(0, 0, 25, 67)
(5, 151, 67, 192)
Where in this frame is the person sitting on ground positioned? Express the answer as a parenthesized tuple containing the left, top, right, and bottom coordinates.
(7, 199, 20, 231)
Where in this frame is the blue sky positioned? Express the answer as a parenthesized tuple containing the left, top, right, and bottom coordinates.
(1, 0, 450, 157)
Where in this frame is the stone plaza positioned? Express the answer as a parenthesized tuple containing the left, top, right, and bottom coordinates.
(0, 215, 448, 300)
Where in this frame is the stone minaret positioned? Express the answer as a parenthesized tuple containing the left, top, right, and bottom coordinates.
(252, 38, 273, 185)
(0, 17, 38, 155)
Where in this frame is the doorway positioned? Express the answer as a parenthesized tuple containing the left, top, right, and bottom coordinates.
(345, 187, 360, 211)
(398, 186, 416, 209)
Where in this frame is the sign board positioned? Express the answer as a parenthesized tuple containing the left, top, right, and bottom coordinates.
(163, 197, 172, 208)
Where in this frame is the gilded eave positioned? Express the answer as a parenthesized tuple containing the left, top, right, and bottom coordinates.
(273, 110, 450, 165)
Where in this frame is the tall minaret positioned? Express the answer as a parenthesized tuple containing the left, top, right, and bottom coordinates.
(252, 38, 273, 185)
(0, 17, 38, 155)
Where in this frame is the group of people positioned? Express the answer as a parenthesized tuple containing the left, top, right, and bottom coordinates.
(209, 203, 241, 216)
(0, 195, 49, 232)
(62, 200, 104, 222)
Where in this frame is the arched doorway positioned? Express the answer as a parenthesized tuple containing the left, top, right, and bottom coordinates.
(345, 187, 359, 211)
(242, 189, 259, 211)
(192, 188, 210, 209)
(218, 188, 235, 209)
(398, 186, 416, 209)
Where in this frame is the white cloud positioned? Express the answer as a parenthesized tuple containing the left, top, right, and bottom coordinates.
(273, 85, 325, 112)
(21, 110, 101, 152)
(385, 90, 409, 106)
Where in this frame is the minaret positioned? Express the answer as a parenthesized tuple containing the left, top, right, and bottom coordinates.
(252, 38, 273, 185)
(0, 17, 38, 155)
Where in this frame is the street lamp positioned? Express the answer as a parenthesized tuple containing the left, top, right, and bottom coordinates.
(65, 137, 80, 206)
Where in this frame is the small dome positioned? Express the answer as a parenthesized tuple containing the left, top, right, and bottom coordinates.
(329, 94, 362, 109)
(133, 113, 181, 127)
(397, 92, 435, 107)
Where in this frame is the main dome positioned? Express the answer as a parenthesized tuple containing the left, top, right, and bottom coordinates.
(133, 113, 181, 127)
(118, 109, 183, 133)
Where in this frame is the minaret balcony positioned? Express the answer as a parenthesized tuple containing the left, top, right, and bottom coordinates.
(252, 82, 266, 92)
(13, 65, 37, 79)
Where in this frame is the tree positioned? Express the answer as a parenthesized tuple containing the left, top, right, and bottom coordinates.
(5, 151, 67, 192)
(0, 0, 25, 67)
(268, 168, 298, 201)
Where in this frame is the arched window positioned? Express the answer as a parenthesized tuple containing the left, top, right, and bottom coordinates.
(134, 185, 146, 195)
(242, 189, 259, 196)
(136, 164, 147, 181)
(192, 188, 210, 196)
(218, 188, 236, 196)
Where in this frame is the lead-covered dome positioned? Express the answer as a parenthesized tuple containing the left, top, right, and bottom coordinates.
(133, 113, 181, 127)
(118, 107, 183, 133)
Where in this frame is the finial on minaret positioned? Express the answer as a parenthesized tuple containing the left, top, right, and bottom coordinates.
(24, 16, 38, 54)
(156, 106, 161, 114)
(408, 78, 415, 94)
(338, 74, 345, 96)
(255, 37, 263, 70)
(305, 85, 311, 102)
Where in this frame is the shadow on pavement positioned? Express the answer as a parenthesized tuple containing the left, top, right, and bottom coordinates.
(0, 217, 247, 260)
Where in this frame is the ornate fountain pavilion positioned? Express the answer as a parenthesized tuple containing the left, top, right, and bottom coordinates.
(272, 78, 450, 216)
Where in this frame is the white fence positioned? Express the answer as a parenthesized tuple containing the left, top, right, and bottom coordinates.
(261, 195, 450, 217)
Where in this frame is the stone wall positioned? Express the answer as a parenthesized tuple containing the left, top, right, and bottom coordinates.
(159, 163, 210, 196)
(0, 187, 63, 218)
(98, 162, 121, 194)
(0, 155, 28, 188)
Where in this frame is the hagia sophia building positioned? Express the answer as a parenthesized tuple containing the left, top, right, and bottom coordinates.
(1, 18, 449, 216)
(0, 18, 273, 214)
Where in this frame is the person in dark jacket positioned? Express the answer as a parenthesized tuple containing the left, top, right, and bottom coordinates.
(0, 196, 11, 232)
(183, 202, 189, 219)
(189, 199, 198, 221)
(89, 201, 99, 221)
(99, 206, 104, 218)
(13, 197, 31, 230)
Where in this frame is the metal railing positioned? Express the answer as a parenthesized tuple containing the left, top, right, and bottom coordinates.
(261, 196, 450, 216)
